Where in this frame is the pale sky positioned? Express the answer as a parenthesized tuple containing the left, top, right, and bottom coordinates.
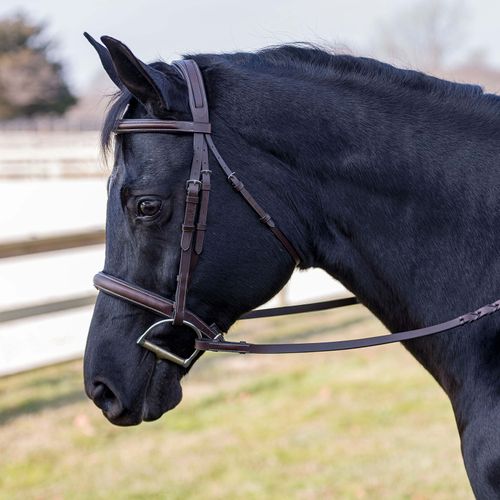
(1, 0, 500, 94)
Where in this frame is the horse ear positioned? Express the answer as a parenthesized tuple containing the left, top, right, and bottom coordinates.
(84, 32, 122, 89)
(100, 35, 183, 117)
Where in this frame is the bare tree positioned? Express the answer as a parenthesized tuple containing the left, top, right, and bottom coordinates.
(374, 0, 468, 71)
(0, 13, 76, 119)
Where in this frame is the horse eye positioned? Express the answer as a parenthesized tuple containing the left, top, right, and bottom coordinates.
(137, 198, 162, 217)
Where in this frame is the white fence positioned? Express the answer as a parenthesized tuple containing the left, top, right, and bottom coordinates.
(0, 132, 345, 376)
(0, 131, 104, 178)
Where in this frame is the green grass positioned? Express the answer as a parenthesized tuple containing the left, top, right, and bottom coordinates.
(0, 307, 473, 499)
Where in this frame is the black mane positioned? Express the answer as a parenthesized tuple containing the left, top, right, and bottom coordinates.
(101, 44, 490, 153)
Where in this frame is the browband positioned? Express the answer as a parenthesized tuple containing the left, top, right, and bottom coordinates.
(115, 119, 211, 134)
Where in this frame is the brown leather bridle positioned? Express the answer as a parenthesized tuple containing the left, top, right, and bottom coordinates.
(94, 59, 500, 368)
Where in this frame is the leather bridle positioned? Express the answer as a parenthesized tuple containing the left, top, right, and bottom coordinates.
(94, 59, 500, 368)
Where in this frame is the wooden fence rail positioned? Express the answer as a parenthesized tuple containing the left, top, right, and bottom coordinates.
(0, 293, 97, 324)
(0, 228, 103, 325)
(0, 228, 105, 259)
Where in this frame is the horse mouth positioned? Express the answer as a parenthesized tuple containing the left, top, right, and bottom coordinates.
(95, 359, 184, 426)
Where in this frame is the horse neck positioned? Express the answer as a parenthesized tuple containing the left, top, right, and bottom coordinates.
(212, 62, 500, 382)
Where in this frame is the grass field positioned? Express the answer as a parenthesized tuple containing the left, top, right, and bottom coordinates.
(0, 305, 473, 499)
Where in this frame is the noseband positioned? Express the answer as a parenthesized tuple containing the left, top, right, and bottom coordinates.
(94, 59, 500, 368)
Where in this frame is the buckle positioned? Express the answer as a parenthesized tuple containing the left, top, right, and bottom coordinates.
(136, 318, 203, 368)
(186, 179, 202, 189)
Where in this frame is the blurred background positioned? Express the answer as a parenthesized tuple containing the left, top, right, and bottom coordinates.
(1, 0, 497, 497)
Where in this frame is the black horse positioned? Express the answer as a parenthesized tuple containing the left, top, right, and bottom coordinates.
(84, 35, 499, 497)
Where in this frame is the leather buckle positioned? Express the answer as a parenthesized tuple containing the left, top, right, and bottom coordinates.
(186, 179, 202, 189)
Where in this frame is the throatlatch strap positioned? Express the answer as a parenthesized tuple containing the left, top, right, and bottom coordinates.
(205, 135, 301, 265)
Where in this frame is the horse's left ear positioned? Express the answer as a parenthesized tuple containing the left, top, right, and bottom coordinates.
(100, 35, 185, 117)
(84, 32, 123, 89)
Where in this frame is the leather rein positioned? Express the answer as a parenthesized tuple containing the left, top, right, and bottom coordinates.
(94, 59, 500, 368)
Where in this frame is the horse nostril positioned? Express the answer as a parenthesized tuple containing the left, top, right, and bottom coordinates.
(91, 381, 124, 420)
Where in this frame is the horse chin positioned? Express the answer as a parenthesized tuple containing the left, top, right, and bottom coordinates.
(142, 360, 184, 422)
